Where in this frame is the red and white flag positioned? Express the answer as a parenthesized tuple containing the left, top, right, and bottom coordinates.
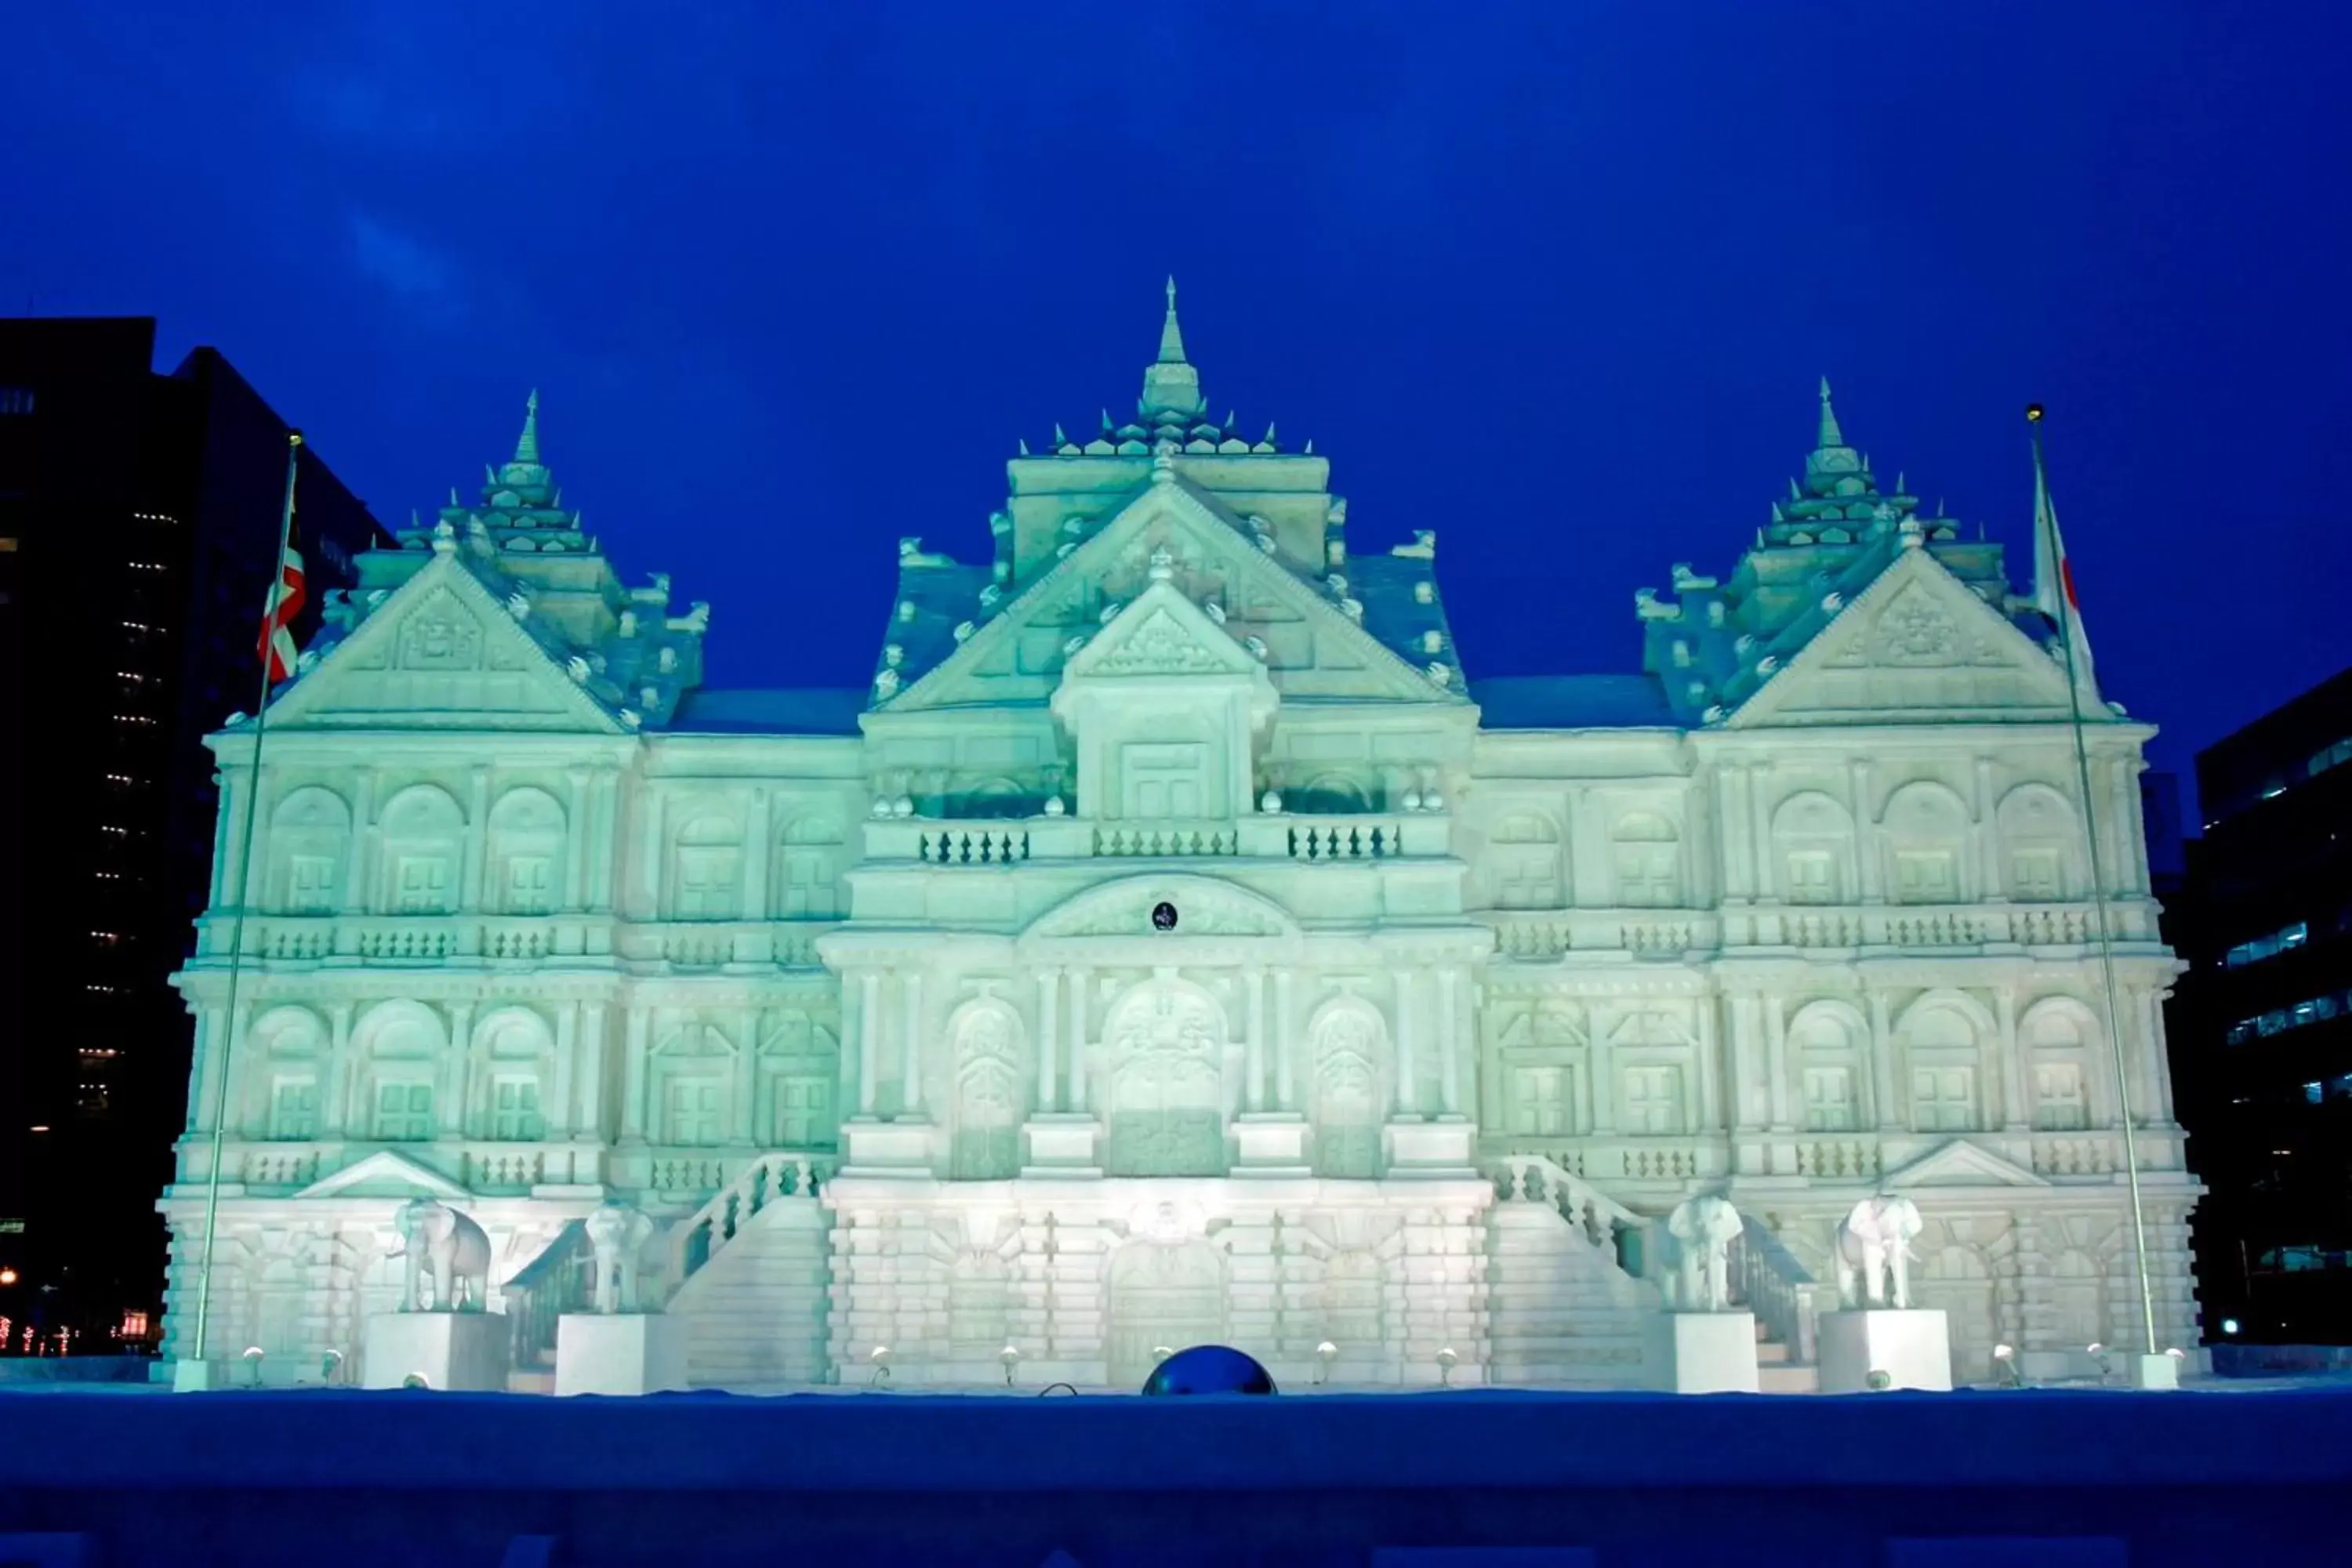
(2030, 436, 2096, 697)
(257, 532, 307, 684)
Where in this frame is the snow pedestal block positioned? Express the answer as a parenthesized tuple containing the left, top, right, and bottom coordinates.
(555, 1313, 689, 1397)
(361, 1312, 510, 1392)
(2127, 1352, 2180, 1391)
(1817, 1308, 1952, 1393)
(1645, 1311, 1760, 1395)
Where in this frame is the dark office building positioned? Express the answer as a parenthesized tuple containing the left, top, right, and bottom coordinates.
(2167, 665, 2352, 1344)
(0, 319, 379, 1348)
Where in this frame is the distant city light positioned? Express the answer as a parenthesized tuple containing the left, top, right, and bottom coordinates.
(0, 1269, 16, 1287)
(27, 1126, 48, 1134)
(2221, 1318, 2241, 1334)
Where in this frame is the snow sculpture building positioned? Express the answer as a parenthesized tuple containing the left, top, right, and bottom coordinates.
(160, 286, 2201, 1390)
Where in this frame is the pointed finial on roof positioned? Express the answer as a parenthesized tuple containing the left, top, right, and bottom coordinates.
(516, 389, 542, 464)
(1018, 437, 1031, 456)
(1817, 376, 1844, 449)
(1159, 275, 1187, 365)
(1140, 276, 1206, 418)
(1053, 422, 1068, 446)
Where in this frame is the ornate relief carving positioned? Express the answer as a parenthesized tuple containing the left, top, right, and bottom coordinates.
(1090, 607, 1232, 676)
(394, 589, 485, 671)
(1871, 586, 1965, 666)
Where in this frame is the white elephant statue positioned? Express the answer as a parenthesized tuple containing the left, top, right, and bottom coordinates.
(391, 1199, 492, 1313)
(1661, 1194, 1744, 1312)
(583, 1202, 658, 1315)
(1835, 1195, 1926, 1308)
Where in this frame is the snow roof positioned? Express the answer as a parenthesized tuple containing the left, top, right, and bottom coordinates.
(1468, 674, 1678, 730)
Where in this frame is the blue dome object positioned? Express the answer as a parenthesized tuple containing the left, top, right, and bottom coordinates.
(1138, 1345, 1278, 1396)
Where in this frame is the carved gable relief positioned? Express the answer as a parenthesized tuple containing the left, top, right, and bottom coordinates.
(1090, 607, 1233, 676)
(395, 588, 485, 671)
(1863, 583, 1976, 668)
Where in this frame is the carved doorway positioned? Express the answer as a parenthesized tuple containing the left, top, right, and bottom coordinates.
(1312, 1016, 1381, 1181)
(1106, 1240, 1229, 1389)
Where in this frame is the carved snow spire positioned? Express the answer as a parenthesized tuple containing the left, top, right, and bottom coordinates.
(1816, 376, 1844, 449)
(1140, 275, 1206, 419)
(516, 388, 543, 465)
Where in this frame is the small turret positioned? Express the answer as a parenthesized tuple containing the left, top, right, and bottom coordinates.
(1140, 276, 1206, 419)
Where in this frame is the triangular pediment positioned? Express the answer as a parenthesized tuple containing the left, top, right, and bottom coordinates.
(260, 552, 626, 734)
(293, 1149, 474, 1201)
(1729, 546, 2074, 728)
(1882, 1138, 2050, 1190)
(881, 478, 1460, 713)
(1065, 579, 1262, 681)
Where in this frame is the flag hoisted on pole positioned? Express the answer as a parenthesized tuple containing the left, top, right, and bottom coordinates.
(173, 430, 303, 1392)
(2027, 403, 2163, 1368)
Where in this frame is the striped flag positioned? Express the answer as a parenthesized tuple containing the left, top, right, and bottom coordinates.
(2029, 419, 2096, 696)
(256, 514, 306, 684)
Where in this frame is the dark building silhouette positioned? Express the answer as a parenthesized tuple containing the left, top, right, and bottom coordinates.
(0, 318, 379, 1348)
(2167, 665, 2352, 1344)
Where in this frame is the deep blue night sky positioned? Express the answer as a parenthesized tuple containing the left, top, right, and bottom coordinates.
(8, 3, 2348, 808)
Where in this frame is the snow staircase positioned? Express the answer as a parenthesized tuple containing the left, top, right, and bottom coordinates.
(662, 1153, 833, 1388)
(1486, 1156, 1660, 1389)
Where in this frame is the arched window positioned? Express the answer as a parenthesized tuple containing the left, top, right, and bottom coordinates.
(1771, 791, 1855, 906)
(1900, 997, 1983, 1132)
(1880, 782, 1971, 906)
(486, 788, 565, 915)
(1787, 1001, 1866, 1132)
(1610, 812, 1682, 907)
(474, 1006, 554, 1141)
(265, 788, 350, 913)
(2020, 1000, 2098, 1131)
(352, 1000, 446, 1141)
(249, 1006, 328, 1139)
(377, 785, 464, 914)
(1998, 784, 2082, 903)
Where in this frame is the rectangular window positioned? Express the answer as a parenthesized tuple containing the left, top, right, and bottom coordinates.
(777, 851, 838, 920)
(394, 855, 451, 913)
(289, 855, 338, 912)
(1786, 851, 1836, 905)
(1508, 1065, 1572, 1136)
(2225, 921, 2310, 967)
(665, 1078, 725, 1145)
(489, 1077, 544, 1141)
(2009, 847, 2062, 902)
(1621, 1064, 1683, 1134)
(1893, 849, 1958, 904)
(503, 855, 554, 914)
(270, 1079, 318, 1141)
(2032, 1062, 2088, 1131)
(372, 1081, 433, 1140)
(767, 1074, 835, 1148)
(1613, 845, 1681, 908)
(675, 848, 741, 919)
(0, 387, 33, 416)
(1911, 1065, 1976, 1132)
(1802, 1065, 1857, 1131)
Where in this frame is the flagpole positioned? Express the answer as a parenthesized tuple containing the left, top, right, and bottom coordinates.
(2027, 404, 2161, 1356)
(179, 430, 302, 1385)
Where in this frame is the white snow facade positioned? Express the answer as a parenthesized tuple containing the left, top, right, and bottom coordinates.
(160, 291, 2200, 1390)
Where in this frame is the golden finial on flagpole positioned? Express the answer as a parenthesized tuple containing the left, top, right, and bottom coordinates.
(2024, 402, 2045, 424)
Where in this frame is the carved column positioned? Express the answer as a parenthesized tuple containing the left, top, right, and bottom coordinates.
(1068, 967, 1091, 1112)
(1973, 757, 2003, 899)
(1245, 967, 1267, 1112)
(1868, 991, 1899, 1131)
(1693, 988, 1722, 1132)
(638, 785, 666, 918)
(324, 1003, 354, 1138)
(1762, 993, 1791, 1131)
(1717, 765, 1750, 902)
(1850, 759, 1880, 902)
(551, 1001, 577, 1139)
(1727, 993, 1762, 1131)
(343, 772, 376, 913)
(445, 1002, 475, 1140)
(2141, 986, 2175, 1125)
(1275, 968, 1297, 1110)
(899, 972, 924, 1119)
(856, 971, 880, 1116)
(590, 768, 619, 911)
(1748, 761, 1775, 898)
(1036, 969, 1061, 1113)
(1590, 1002, 1617, 1136)
(1995, 985, 2027, 1131)
(460, 766, 491, 911)
(564, 766, 591, 912)
(1393, 967, 1418, 1118)
(575, 1002, 607, 1138)
(732, 1006, 760, 1143)
(1436, 966, 1462, 1116)
(742, 787, 773, 923)
(621, 1005, 652, 1142)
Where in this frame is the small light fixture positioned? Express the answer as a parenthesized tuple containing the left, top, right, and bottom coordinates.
(869, 1345, 891, 1386)
(2220, 1317, 2241, 1335)
(1436, 1346, 1459, 1387)
(999, 1344, 1022, 1387)
(1865, 1369, 1893, 1392)
(1315, 1341, 1338, 1387)
(1992, 1343, 2024, 1388)
(0, 1268, 16, 1287)
(241, 1346, 266, 1388)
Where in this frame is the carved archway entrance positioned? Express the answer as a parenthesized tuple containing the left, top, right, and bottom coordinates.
(1105, 1237, 1229, 1389)
(1103, 981, 1228, 1177)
